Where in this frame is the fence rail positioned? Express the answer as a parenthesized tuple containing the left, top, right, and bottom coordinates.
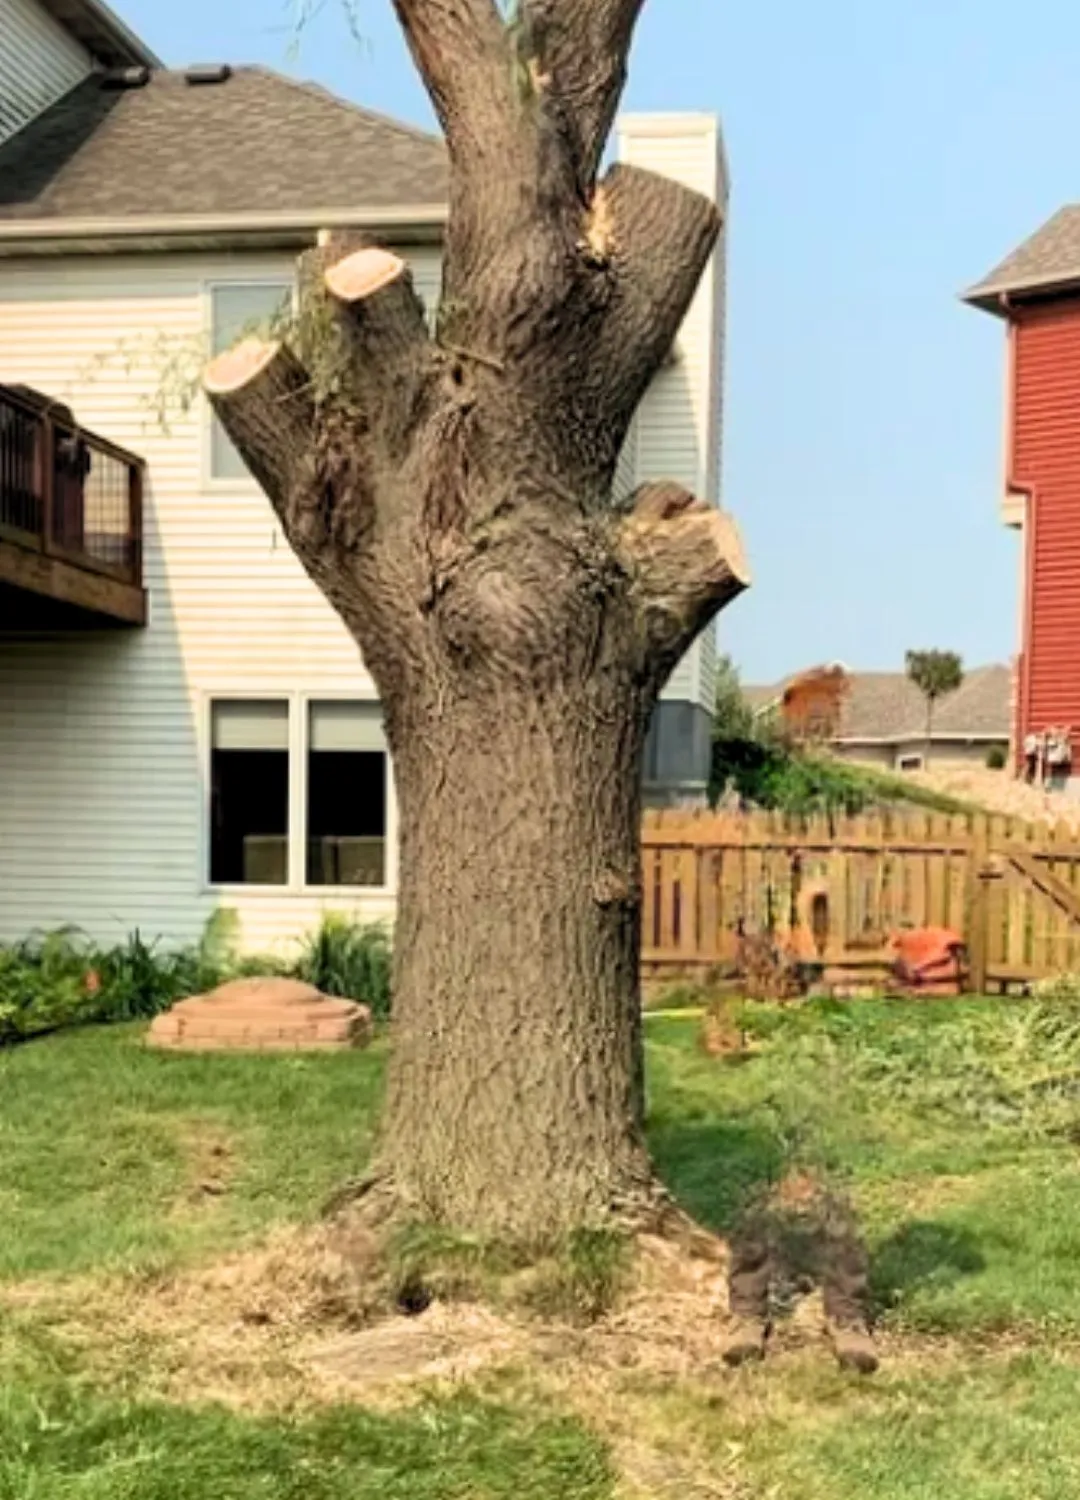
(641, 807, 1080, 993)
(0, 383, 143, 587)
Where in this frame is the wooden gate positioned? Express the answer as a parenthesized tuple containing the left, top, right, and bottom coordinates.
(641, 808, 1080, 993)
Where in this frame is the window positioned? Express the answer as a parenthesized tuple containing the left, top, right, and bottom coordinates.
(207, 697, 389, 889)
(307, 702, 388, 887)
(210, 701, 290, 885)
(209, 283, 292, 480)
(898, 754, 924, 774)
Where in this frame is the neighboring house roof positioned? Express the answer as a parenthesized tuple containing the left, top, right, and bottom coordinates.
(40, 0, 159, 69)
(742, 684, 781, 714)
(0, 67, 448, 244)
(964, 206, 1080, 314)
(746, 665, 1011, 744)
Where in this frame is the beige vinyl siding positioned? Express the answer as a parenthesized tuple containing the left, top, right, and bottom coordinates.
(0, 0, 93, 145)
(0, 246, 438, 951)
(614, 420, 638, 503)
(616, 115, 729, 711)
(0, 115, 725, 949)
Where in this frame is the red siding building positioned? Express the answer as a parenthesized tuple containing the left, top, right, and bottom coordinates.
(968, 212, 1080, 774)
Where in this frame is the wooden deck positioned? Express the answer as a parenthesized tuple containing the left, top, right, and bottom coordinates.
(0, 382, 145, 627)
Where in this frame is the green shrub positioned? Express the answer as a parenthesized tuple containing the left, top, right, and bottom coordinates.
(294, 915, 393, 1018)
(711, 735, 971, 817)
(0, 928, 96, 1045)
(0, 911, 395, 1048)
(986, 745, 1008, 771)
(0, 913, 241, 1047)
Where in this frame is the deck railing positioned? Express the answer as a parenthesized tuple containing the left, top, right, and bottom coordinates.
(0, 383, 144, 586)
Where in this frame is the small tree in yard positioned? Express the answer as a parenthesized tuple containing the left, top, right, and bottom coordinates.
(906, 650, 964, 765)
(713, 654, 755, 745)
(205, 0, 748, 1243)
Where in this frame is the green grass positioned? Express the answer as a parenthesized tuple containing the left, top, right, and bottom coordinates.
(649, 998, 1080, 1338)
(650, 1353, 1080, 1500)
(7, 1001, 1080, 1496)
(0, 1025, 386, 1278)
(0, 1384, 612, 1500)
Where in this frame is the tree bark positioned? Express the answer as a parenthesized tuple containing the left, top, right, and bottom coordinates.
(206, 0, 749, 1242)
(384, 675, 653, 1234)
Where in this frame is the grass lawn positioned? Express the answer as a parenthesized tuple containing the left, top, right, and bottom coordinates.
(4, 1000, 1080, 1496)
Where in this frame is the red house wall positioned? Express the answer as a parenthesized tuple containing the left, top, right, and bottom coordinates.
(1011, 302, 1080, 744)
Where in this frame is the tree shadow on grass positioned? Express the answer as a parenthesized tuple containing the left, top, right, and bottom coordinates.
(870, 1220, 986, 1319)
(648, 1117, 786, 1235)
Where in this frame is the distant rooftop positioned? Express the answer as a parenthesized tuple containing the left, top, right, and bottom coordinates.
(965, 207, 1080, 314)
(747, 664, 1010, 744)
(0, 66, 448, 241)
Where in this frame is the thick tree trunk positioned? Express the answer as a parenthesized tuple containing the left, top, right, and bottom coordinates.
(384, 681, 651, 1237)
(205, 0, 751, 1244)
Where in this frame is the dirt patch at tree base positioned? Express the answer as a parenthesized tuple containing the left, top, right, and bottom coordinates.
(10, 1225, 1002, 1496)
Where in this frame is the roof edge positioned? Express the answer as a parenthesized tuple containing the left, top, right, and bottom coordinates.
(962, 270, 1080, 316)
(834, 732, 1008, 747)
(40, 0, 161, 68)
(0, 203, 449, 253)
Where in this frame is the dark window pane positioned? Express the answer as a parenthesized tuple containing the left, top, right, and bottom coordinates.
(307, 750, 386, 887)
(210, 749, 289, 885)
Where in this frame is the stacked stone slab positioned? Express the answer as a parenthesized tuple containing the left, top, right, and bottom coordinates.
(147, 977, 372, 1052)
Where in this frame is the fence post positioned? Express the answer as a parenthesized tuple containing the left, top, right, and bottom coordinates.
(966, 815, 991, 995)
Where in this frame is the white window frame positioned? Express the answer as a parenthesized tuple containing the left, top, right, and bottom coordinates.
(202, 275, 296, 493)
(199, 688, 397, 899)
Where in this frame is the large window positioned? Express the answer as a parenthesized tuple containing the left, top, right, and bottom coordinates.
(207, 698, 388, 888)
(209, 283, 292, 480)
(210, 701, 290, 885)
(307, 702, 387, 888)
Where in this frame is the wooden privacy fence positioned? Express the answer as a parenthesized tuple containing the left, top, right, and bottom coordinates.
(641, 807, 1080, 993)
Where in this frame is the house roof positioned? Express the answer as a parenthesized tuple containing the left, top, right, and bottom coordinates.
(0, 67, 448, 242)
(40, 0, 159, 69)
(964, 207, 1080, 314)
(747, 664, 1011, 744)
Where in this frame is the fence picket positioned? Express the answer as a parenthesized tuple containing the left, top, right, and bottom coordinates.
(640, 803, 1079, 992)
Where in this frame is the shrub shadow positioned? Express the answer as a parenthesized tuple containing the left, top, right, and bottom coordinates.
(870, 1219, 986, 1317)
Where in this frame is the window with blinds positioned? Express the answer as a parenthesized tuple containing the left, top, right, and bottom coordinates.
(306, 701, 387, 888)
(207, 699, 389, 889)
(209, 700, 290, 885)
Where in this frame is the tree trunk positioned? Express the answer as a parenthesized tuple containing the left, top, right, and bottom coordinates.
(384, 681, 650, 1237)
(204, 0, 750, 1243)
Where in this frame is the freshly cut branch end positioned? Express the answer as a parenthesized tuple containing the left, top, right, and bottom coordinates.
(203, 340, 316, 517)
(203, 337, 284, 395)
(622, 485, 750, 673)
(325, 247, 409, 305)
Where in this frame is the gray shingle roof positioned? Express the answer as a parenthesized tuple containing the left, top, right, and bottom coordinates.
(965, 207, 1080, 311)
(746, 665, 1010, 743)
(0, 67, 447, 227)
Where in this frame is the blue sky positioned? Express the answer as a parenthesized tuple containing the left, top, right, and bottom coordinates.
(115, 0, 1080, 683)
